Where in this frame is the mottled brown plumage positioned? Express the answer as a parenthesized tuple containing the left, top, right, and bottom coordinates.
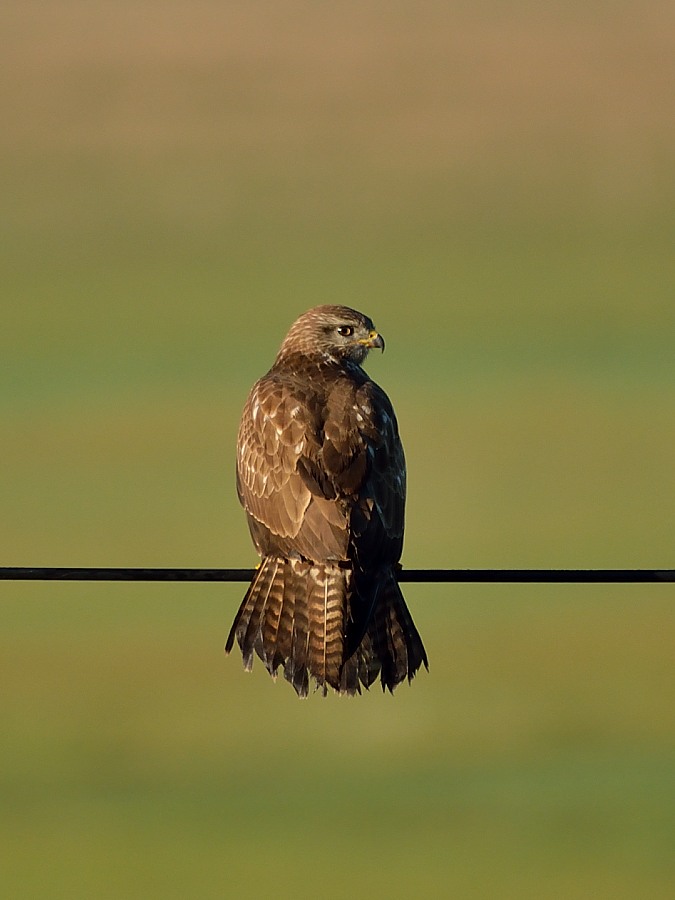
(226, 305, 427, 696)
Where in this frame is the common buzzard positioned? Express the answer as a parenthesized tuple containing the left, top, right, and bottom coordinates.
(226, 305, 427, 696)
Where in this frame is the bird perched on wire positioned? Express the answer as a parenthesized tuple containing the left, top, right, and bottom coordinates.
(226, 305, 427, 696)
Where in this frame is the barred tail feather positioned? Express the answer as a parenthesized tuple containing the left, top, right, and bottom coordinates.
(224, 559, 275, 671)
(261, 559, 292, 678)
(305, 563, 348, 696)
(284, 561, 310, 697)
(360, 570, 428, 694)
(226, 557, 350, 697)
(339, 628, 381, 694)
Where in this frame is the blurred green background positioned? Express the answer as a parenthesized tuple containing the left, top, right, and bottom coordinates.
(1, 2, 674, 897)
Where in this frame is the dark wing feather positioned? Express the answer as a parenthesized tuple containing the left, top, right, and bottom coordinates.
(347, 380, 406, 569)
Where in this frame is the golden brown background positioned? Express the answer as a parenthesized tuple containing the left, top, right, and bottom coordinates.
(1, 2, 674, 897)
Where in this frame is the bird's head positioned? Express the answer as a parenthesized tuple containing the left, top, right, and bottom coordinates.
(276, 305, 385, 366)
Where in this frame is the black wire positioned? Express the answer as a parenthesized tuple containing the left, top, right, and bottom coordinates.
(0, 567, 673, 583)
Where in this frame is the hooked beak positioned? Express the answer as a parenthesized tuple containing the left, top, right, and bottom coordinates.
(358, 329, 385, 352)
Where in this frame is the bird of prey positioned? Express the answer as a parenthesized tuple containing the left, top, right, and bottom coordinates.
(226, 305, 427, 696)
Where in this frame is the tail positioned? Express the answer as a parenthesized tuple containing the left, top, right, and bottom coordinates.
(342, 568, 429, 695)
(226, 557, 428, 697)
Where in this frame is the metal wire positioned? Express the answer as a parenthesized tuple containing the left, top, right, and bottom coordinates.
(1, 567, 673, 583)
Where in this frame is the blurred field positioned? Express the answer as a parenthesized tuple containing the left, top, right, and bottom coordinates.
(1, 2, 674, 897)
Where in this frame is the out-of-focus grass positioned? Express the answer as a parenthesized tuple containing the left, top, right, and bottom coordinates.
(2, 586, 674, 899)
(1, 2, 674, 897)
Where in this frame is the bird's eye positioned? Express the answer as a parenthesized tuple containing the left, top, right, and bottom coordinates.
(337, 325, 354, 337)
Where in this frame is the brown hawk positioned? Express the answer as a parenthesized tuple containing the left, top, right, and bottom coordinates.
(226, 305, 427, 696)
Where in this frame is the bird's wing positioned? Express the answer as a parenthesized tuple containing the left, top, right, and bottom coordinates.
(236, 373, 350, 559)
(346, 380, 406, 568)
